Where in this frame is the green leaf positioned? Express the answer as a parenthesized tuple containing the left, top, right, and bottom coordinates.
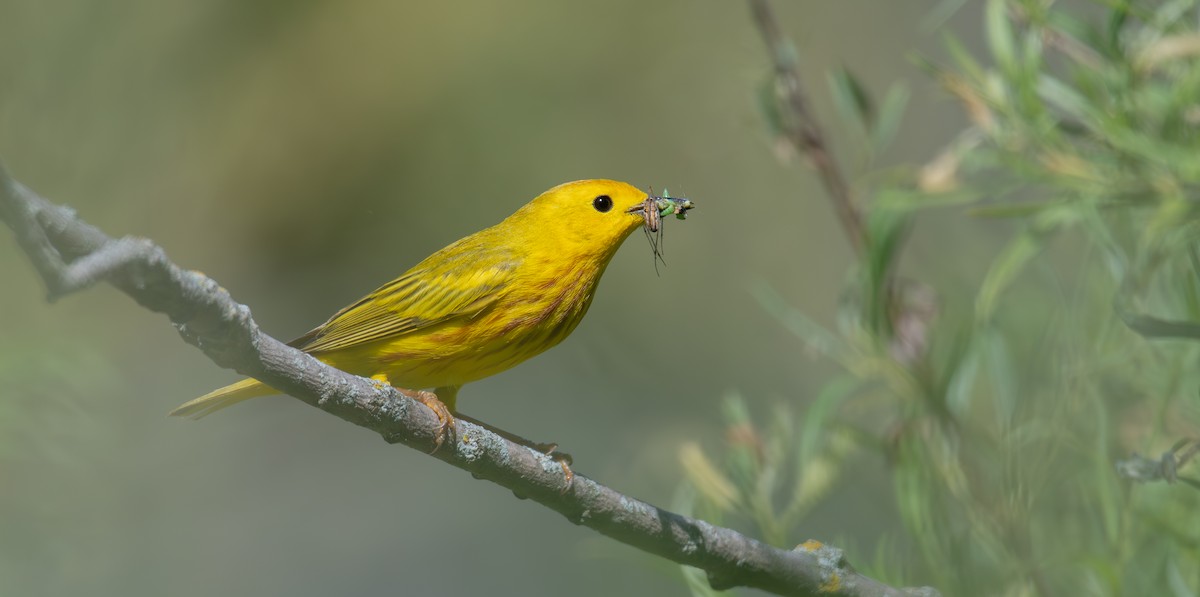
(863, 203, 913, 336)
(1044, 8, 1093, 52)
(721, 391, 760, 486)
(987, 0, 1019, 77)
(798, 376, 860, 467)
(944, 334, 982, 418)
(1010, 27, 1047, 123)
(1037, 74, 1091, 120)
(678, 442, 741, 513)
(969, 200, 1062, 219)
(872, 83, 910, 155)
(921, 0, 971, 32)
(828, 66, 875, 128)
(751, 279, 846, 359)
(1105, 4, 1131, 59)
(981, 329, 1017, 427)
(942, 32, 986, 83)
(976, 229, 1044, 322)
(720, 390, 753, 429)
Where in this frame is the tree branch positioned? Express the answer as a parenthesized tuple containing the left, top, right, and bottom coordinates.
(747, 0, 936, 370)
(749, 0, 867, 255)
(0, 161, 938, 597)
(1116, 438, 1200, 489)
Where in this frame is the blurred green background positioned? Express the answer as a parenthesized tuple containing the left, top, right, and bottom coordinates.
(0, 1, 1005, 595)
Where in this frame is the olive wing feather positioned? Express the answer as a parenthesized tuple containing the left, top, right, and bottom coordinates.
(290, 243, 517, 354)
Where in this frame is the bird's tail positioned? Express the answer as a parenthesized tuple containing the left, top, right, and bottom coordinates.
(169, 378, 275, 419)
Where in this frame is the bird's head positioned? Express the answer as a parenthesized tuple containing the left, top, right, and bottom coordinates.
(508, 179, 693, 263)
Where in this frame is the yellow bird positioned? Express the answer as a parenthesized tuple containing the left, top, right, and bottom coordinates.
(171, 179, 693, 447)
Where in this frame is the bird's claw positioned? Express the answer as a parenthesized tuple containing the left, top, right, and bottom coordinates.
(536, 442, 575, 493)
(401, 388, 455, 453)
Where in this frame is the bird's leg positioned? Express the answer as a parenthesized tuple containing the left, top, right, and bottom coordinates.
(372, 375, 455, 452)
(453, 411, 575, 492)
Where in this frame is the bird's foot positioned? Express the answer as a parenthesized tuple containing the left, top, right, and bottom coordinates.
(398, 387, 455, 453)
(535, 442, 575, 493)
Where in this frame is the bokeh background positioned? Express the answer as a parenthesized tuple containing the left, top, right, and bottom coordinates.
(0, 1, 993, 595)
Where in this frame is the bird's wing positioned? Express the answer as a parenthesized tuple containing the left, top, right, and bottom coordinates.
(289, 243, 517, 354)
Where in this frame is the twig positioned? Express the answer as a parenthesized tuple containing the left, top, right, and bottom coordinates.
(748, 0, 867, 255)
(0, 161, 939, 597)
(747, 0, 936, 368)
(1116, 438, 1200, 489)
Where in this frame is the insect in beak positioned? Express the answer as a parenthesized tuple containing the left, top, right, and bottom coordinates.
(627, 189, 695, 273)
(626, 192, 695, 232)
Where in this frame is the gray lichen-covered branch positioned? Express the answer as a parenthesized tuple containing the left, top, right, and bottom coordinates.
(0, 162, 938, 597)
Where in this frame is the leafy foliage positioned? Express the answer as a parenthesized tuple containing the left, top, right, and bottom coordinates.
(681, 1, 1200, 594)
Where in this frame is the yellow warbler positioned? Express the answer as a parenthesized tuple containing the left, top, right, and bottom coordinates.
(170, 179, 693, 443)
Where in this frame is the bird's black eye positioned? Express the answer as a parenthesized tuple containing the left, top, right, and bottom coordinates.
(592, 195, 613, 213)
